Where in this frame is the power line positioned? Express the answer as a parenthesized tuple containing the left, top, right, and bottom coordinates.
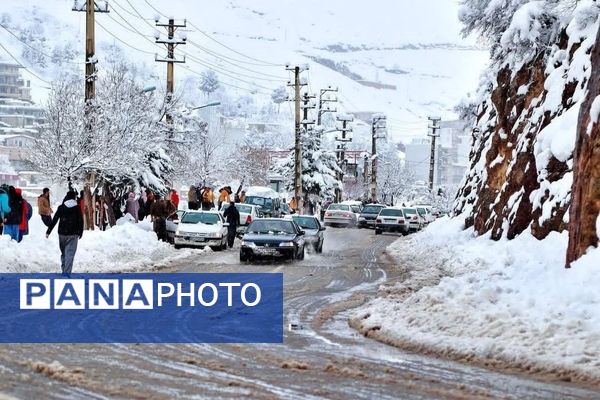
(179, 64, 271, 95)
(112, 0, 285, 88)
(142, 0, 284, 67)
(96, 20, 155, 55)
(115, 0, 287, 81)
(0, 42, 51, 85)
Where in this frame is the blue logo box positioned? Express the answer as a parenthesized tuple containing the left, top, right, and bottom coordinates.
(0, 273, 283, 343)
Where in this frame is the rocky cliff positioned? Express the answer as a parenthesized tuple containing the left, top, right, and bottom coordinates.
(455, 2, 600, 249)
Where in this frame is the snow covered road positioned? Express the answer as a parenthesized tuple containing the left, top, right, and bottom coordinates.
(0, 228, 598, 399)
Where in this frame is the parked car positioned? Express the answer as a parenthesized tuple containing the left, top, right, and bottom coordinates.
(244, 186, 283, 217)
(357, 204, 386, 229)
(414, 205, 436, 224)
(402, 207, 424, 232)
(323, 203, 358, 227)
(220, 203, 262, 236)
(240, 218, 306, 262)
(174, 210, 228, 250)
(375, 208, 409, 235)
(285, 215, 325, 253)
(166, 210, 186, 244)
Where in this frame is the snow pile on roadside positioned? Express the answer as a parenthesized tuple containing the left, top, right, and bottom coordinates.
(0, 215, 193, 273)
(352, 217, 600, 382)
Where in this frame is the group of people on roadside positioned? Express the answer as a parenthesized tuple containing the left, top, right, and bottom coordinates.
(0, 185, 33, 242)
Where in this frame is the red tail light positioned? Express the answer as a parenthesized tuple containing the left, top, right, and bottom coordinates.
(413, 216, 418, 220)
(343, 213, 352, 218)
(246, 215, 252, 224)
(326, 212, 332, 217)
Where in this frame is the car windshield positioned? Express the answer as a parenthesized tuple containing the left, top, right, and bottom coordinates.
(248, 220, 296, 235)
(181, 213, 220, 225)
(362, 206, 383, 214)
(379, 209, 404, 217)
(417, 208, 427, 215)
(246, 196, 273, 208)
(328, 204, 349, 211)
(403, 208, 417, 215)
(292, 216, 318, 230)
(351, 206, 361, 213)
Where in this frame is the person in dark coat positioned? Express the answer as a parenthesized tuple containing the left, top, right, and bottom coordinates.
(150, 197, 176, 242)
(223, 201, 240, 248)
(4, 186, 23, 241)
(46, 191, 84, 277)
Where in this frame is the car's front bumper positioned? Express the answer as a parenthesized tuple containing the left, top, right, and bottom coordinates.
(174, 236, 223, 247)
(240, 246, 296, 258)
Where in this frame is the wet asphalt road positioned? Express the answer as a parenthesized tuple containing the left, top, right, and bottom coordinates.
(0, 228, 599, 399)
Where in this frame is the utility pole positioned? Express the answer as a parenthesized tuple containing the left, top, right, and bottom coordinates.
(286, 64, 308, 212)
(335, 114, 353, 202)
(317, 86, 338, 126)
(428, 116, 441, 191)
(301, 92, 316, 133)
(155, 17, 187, 137)
(73, 0, 109, 231)
(370, 114, 387, 203)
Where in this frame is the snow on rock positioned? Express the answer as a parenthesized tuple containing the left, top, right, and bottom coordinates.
(0, 215, 193, 273)
(352, 217, 600, 382)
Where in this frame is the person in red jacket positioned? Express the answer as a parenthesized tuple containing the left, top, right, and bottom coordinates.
(15, 188, 32, 242)
(170, 189, 180, 209)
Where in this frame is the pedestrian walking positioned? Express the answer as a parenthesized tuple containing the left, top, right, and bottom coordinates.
(46, 191, 84, 277)
(145, 189, 155, 217)
(150, 197, 176, 242)
(125, 192, 140, 222)
(37, 188, 53, 227)
(223, 201, 240, 248)
(4, 186, 23, 241)
(188, 185, 198, 210)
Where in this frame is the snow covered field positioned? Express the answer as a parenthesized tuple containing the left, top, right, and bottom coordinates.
(352, 217, 600, 383)
(0, 211, 193, 273)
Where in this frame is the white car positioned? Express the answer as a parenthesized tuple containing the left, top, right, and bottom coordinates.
(401, 207, 425, 232)
(220, 203, 262, 236)
(414, 205, 436, 224)
(324, 203, 358, 227)
(166, 210, 186, 244)
(174, 210, 228, 250)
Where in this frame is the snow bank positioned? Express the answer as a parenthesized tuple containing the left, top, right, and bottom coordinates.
(353, 217, 600, 382)
(0, 213, 193, 273)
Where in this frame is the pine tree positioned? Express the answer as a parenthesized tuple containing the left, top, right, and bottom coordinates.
(271, 127, 342, 199)
(271, 86, 287, 114)
(199, 70, 220, 98)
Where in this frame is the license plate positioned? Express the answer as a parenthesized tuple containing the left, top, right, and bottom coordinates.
(185, 237, 206, 242)
(256, 248, 278, 255)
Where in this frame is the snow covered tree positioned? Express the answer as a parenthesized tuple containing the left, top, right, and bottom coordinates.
(29, 64, 174, 193)
(271, 86, 287, 114)
(271, 127, 342, 199)
(199, 70, 220, 98)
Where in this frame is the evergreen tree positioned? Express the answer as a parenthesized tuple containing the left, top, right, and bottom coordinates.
(271, 86, 287, 114)
(199, 70, 220, 98)
(271, 127, 342, 199)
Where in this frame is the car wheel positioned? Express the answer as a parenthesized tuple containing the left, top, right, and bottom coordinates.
(317, 241, 323, 254)
(174, 244, 182, 249)
(221, 240, 227, 250)
(375, 229, 382, 235)
(240, 253, 249, 263)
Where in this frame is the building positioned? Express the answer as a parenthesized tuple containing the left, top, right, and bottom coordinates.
(0, 60, 45, 174)
(404, 120, 471, 188)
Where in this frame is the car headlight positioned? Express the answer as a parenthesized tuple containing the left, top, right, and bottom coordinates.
(279, 242, 295, 247)
(207, 232, 221, 238)
(242, 241, 256, 248)
(358, 217, 365, 221)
